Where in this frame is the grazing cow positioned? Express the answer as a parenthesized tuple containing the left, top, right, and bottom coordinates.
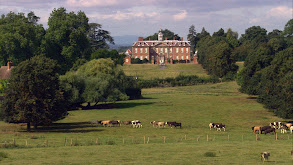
(122, 121, 132, 125)
(285, 123, 293, 128)
(209, 123, 222, 130)
(261, 126, 272, 134)
(150, 121, 165, 128)
(215, 124, 225, 131)
(290, 126, 293, 134)
(252, 126, 262, 134)
(270, 122, 282, 129)
(166, 122, 181, 128)
(110, 120, 121, 127)
(264, 128, 275, 135)
(261, 152, 270, 161)
(280, 124, 288, 134)
(99, 120, 111, 127)
(131, 120, 142, 128)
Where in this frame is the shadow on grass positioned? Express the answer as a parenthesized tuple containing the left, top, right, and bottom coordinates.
(21, 122, 104, 133)
(80, 102, 155, 110)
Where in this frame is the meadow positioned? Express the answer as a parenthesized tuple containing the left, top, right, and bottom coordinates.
(0, 64, 292, 164)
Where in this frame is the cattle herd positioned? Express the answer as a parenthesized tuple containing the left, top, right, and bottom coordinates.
(89, 120, 182, 128)
(89, 120, 293, 134)
(252, 121, 293, 134)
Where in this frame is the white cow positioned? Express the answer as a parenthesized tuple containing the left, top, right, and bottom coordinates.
(131, 120, 142, 128)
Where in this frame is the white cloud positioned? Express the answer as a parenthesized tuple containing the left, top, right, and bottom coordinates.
(89, 11, 158, 21)
(173, 10, 187, 21)
(67, 0, 119, 7)
(267, 6, 293, 18)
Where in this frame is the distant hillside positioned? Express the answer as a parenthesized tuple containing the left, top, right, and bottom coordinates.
(112, 35, 140, 46)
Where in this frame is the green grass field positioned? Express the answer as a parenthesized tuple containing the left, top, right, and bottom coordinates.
(0, 64, 292, 164)
(123, 63, 209, 79)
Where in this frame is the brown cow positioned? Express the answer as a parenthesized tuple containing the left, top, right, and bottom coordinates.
(150, 121, 165, 128)
(99, 120, 111, 127)
(261, 152, 270, 161)
(264, 128, 275, 135)
(122, 121, 132, 125)
(252, 126, 262, 134)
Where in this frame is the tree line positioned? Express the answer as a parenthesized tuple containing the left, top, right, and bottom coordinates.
(0, 8, 140, 131)
(187, 19, 292, 118)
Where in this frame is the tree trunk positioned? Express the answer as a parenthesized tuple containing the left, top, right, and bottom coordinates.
(27, 122, 31, 132)
(34, 123, 38, 130)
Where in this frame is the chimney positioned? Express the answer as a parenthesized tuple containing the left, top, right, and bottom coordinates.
(165, 37, 168, 40)
(7, 61, 13, 70)
(173, 37, 175, 40)
(149, 37, 150, 41)
(181, 37, 183, 41)
(138, 37, 144, 41)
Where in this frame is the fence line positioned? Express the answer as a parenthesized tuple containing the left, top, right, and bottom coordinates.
(0, 133, 292, 148)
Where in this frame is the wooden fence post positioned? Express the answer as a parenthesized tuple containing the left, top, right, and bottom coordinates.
(13, 138, 15, 146)
(96, 138, 98, 144)
(163, 136, 166, 143)
(144, 136, 146, 144)
(275, 133, 278, 141)
(228, 135, 230, 141)
(197, 136, 200, 142)
(64, 138, 67, 146)
(70, 139, 73, 146)
(26, 140, 28, 146)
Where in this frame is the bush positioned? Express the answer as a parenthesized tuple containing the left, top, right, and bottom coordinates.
(137, 75, 220, 88)
(204, 152, 216, 157)
(0, 152, 8, 161)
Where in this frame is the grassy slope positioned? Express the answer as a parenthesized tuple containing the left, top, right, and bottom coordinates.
(123, 63, 209, 79)
(0, 82, 292, 164)
(0, 63, 292, 164)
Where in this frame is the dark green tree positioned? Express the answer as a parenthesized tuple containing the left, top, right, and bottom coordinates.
(144, 29, 181, 40)
(2, 56, 68, 131)
(91, 49, 125, 65)
(258, 46, 293, 118)
(187, 25, 199, 53)
(212, 28, 226, 37)
(237, 44, 274, 95)
(0, 12, 45, 65)
(240, 26, 267, 44)
(41, 8, 91, 73)
(282, 19, 293, 46)
(88, 23, 114, 50)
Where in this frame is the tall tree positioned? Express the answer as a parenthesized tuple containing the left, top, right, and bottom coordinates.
(282, 19, 293, 46)
(187, 25, 198, 53)
(2, 56, 68, 131)
(144, 29, 181, 40)
(41, 8, 91, 73)
(258, 46, 293, 118)
(88, 23, 114, 50)
(0, 12, 45, 65)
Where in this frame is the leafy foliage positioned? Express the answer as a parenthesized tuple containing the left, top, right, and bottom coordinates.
(88, 23, 114, 50)
(41, 8, 91, 73)
(2, 56, 68, 131)
(144, 29, 181, 40)
(91, 48, 125, 65)
(0, 12, 45, 65)
(60, 59, 140, 108)
(257, 47, 293, 118)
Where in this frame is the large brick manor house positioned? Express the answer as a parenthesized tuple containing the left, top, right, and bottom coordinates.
(124, 30, 196, 64)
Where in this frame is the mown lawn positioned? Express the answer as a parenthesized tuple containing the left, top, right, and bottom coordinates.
(123, 63, 209, 79)
(0, 81, 292, 164)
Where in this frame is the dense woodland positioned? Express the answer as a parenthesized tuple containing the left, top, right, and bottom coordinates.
(0, 7, 292, 131)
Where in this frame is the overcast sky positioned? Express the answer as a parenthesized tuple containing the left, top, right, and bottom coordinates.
(0, 0, 292, 39)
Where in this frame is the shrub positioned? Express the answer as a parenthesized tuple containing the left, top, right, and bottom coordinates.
(204, 152, 216, 157)
(0, 152, 8, 161)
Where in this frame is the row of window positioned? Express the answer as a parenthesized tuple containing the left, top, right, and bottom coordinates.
(134, 47, 189, 54)
(133, 55, 189, 60)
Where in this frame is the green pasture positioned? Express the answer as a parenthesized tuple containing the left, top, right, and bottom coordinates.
(122, 63, 209, 79)
(0, 81, 292, 164)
